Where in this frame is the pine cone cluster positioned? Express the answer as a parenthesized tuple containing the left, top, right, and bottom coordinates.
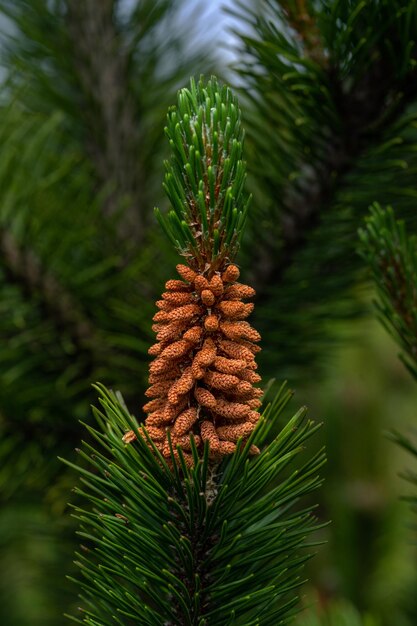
(125, 263, 262, 465)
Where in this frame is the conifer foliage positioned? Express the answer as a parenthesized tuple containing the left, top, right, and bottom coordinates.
(66, 78, 324, 625)
(0, 4, 214, 624)
(359, 204, 417, 514)
(234, 0, 417, 379)
(359, 204, 417, 381)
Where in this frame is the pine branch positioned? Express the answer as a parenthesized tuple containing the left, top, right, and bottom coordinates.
(0, 109, 154, 497)
(231, 0, 417, 379)
(0, 0, 215, 252)
(0, 7, 216, 625)
(66, 383, 324, 625)
(144, 77, 260, 464)
(259, 71, 417, 293)
(156, 77, 250, 270)
(248, 1, 417, 290)
(358, 203, 417, 380)
(66, 77, 324, 625)
(359, 205, 417, 610)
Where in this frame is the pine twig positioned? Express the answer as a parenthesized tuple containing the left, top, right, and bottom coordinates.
(359, 203, 417, 379)
(66, 78, 324, 625)
(256, 42, 417, 295)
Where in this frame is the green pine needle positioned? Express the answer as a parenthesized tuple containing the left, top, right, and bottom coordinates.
(156, 76, 249, 269)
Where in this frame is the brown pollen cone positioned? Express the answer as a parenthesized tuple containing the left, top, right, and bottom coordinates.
(142, 263, 262, 466)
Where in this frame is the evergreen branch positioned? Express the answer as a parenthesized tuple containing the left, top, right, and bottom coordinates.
(0, 7, 216, 624)
(359, 206, 417, 580)
(0, 0, 214, 252)
(144, 77, 263, 464)
(244, 1, 417, 292)
(231, 0, 417, 378)
(66, 77, 324, 624)
(0, 109, 153, 490)
(65, 383, 324, 625)
(358, 203, 417, 380)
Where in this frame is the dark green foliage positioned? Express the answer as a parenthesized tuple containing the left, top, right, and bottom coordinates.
(231, 0, 417, 380)
(0, 0, 212, 243)
(359, 204, 417, 625)
(65, 383, 324, 625)
(0, 3, 215, 624)
(156, 77, 250, 266)
(0, 107, 154, 495)
(388, 424, 417, 622)
(3, 1, 417, 623)
(0, 101, 157, 626)
(359, 203, 417, 380)
(0, 503, 77, 625)
(0, 0, 214, 491)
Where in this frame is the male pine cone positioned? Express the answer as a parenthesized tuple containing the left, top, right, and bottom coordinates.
(138, 262, 262, 465)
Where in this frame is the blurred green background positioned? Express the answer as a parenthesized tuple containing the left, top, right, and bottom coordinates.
(1, 1, 417, 625)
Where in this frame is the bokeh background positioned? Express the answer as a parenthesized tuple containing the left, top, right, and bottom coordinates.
(1, 1, 417, 625)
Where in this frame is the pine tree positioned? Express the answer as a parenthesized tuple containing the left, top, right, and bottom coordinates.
(3, 2, 417, 623)
(4, 0, 417, 498)
(65, 76, 324, 626)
